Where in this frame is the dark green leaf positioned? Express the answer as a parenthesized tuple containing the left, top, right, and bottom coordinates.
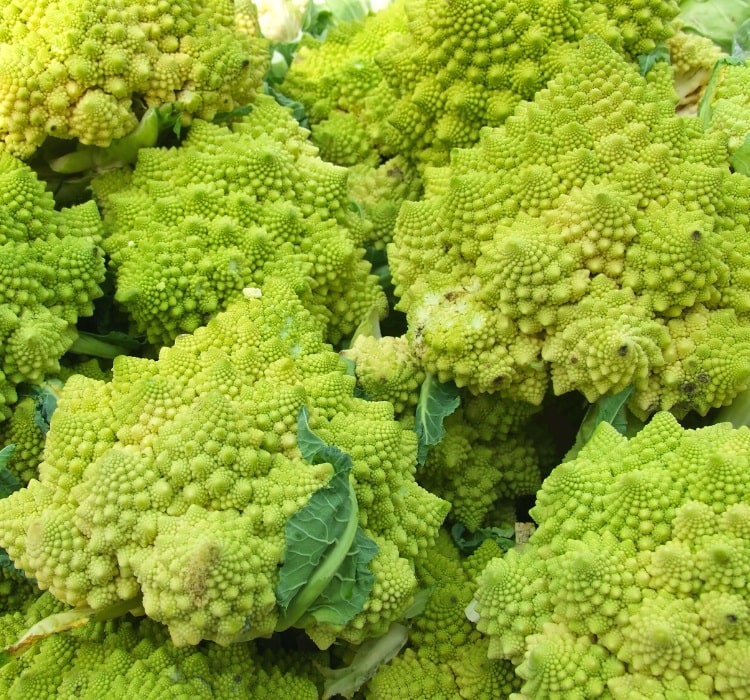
(264, 84, 310, 129)
(300, 527, 377, 626)
(0, 446, 21, 498)
(450, 522, 515, 554)
(637, 45, 670, 75)
(212, 104, 254, 125)
(564, 386, 634, 461)
(275, 408, 377, 630)
(415, 374, 460, 466)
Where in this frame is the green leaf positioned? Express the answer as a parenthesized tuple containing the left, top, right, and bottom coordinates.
(299, 527, 377, 626)
(212, 104, 254, 125)
(263, 84, 310, 129)
(731, 132, 750, 174)
(678, 0, 750, 53)
(564, 386, 634, 461)
(415, 374, 460, 466)
(698, 56, 747, 128)
(320, 622, 409, 699)
(637, 45, 670, 75)
(0, 446, 21, 498)
(275, 408, 377, 631)
(21, 380, 63, 436)
(0, 596, 142, 665)
(450, 522, 515, 554)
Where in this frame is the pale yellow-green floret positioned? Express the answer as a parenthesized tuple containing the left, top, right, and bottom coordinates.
(0, 0, 270, 157)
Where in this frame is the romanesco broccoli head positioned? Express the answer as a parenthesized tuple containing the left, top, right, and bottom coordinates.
(0, 594, 324, 699)
(373, 0, 679, 169)
(281, 0, 408, 163)
(390, 35, 750, 418)
(470, 411, 750, 698)
(0, 151, 106, 422)
(92, 94, 386, 347)
(0, 277, 448, 647)
(0, 0, 270, 157)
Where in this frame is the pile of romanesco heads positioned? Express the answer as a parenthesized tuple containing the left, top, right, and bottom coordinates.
(91, 93, 386, 346)
(0, 593, 324, 698)
(282, 0, 679, 170)
(2, 0, 750, 697)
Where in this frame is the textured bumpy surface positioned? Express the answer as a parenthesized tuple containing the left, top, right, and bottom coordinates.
(0, 594, 323, 699)
(283, 0, 680, 171)
(0, 151, 106, 422)
(363, 532, 521, 698)
(390, 36, 750, 417)
(471, 412, 750, 699)
(0, 278, 449, 647)
(0, 0, 269, 157)
(92, 93, 386, 347)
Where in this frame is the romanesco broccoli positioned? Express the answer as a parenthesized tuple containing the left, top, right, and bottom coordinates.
(0, 0, 269, 157)
(0, 151, 106, 423)
(0, 593, 324, 699)
(91, 93, 386, 347)
(470, 411, 750, 698)
(390, 35, 750, 417)
(0, 277, 449, 648)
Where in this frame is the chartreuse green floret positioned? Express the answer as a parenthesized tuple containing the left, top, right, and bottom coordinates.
(0, 594, 324, 699)
(362, 530, 520, 699)
(346, 154, 423, 250)
(343, 332, 426, 417)
(0, 151, 106, 423)
(91, 93, 386, 347)
(0, 0, 269, 158)
(390, 35, 750, 418)
(0, 277, 448, 648)
(0, 359, 109, 484)
(281, 0, 408, 165)
(280, 1, 422, 251)
(469, 411, 750, 698)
